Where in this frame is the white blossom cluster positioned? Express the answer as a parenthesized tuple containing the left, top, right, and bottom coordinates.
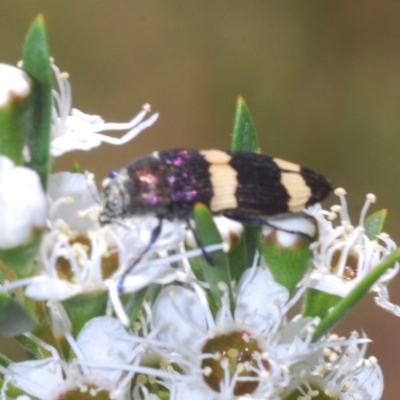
(0, 62, 397, 400)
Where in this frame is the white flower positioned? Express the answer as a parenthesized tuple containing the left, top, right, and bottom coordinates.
(307, 189, 399, 301)
(150, 267, 320, 399)
(1, 316, 144, 400)
(75, 316, 140, 384)
(0, 63, 31, 107)
(325, 356, 384, 400)
(0, 155, 47, 249)
(283, 332, 383, 400)
(50, 62, 159, 157)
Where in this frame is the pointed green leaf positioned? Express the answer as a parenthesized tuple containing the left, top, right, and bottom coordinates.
(22, 15, 53, 189)
(364, 209, 387, 240)
(16, 300, 58, 359)
(231, 96, 259, 152)
(187, 253, 206, 282)
(302, 289, 341, 320)
(126, 286, 149, 325)
(0, 230, 42, 279)
(228, 226, 261, 282)
(146, 283, 163, 304)
(0, 292, 35, 335)
(227, 236, 246, 283)
(62, 292, 108, 337)
(15, 332, 47, 359)
(230, 96, 261, 280)
(261, 233, 312, 296)
(193, 203, 235, 312)
(312, 249, 400, 341)
(0, 66, 33, 164)
(188, 254, 218, 314)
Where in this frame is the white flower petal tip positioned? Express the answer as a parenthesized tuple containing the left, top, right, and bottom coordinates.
(0, 64, 32, 107)
(49, 62, 159, 157)
(0, 156, 47, 249)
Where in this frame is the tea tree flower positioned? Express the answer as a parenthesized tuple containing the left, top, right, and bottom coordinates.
(150, 266, 327, 399)
(49, 61, 159, 157)
(1, 316, 144, 400)
(308, 189, 398, 303)
(0, 155, 46, 249)
(282, 329, 383, 400)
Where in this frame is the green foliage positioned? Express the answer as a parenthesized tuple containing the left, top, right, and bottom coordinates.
(22, 15, 53, 190)
(231, 96, 259, 153)
(261, 234, 312, 295)
(364, 209, 387, 239)
(62, 292, 108, 338)
(230, 96, 261, 277)
(0, 292, 35, 336)
(0, 73, 33, 165)
(0, 231, 42, 279)
(193, 203, 235, 314)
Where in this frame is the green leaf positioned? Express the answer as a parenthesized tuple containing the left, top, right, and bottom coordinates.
(302, 289, 341, 320)
(125, 286, 149, 326)
(0, 379, 26, 399)
(193, 203, 235, 313)
(0, 292, 35, 335)
(227, 236, 246, 283)
(0, 230, 42, 279)
(0, 69, 33, 164)
(230, 96, 261, 279)
(228, 226, 260, 282)
(62, 292, 108, 337)
(261, 233, 312, 296)
(231, 96, 259, 152)
(16, 299, 59, 359)
(22, 15, 53, 190)
(312, 249, 400, 341)
(364, 209, 387, 240)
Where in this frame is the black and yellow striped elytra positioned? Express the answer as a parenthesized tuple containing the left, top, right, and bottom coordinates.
(99, 148, 332, 226)
(99, 149, 332, 292)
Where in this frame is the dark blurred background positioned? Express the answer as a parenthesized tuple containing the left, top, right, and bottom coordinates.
(1, 1, 400, 398)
